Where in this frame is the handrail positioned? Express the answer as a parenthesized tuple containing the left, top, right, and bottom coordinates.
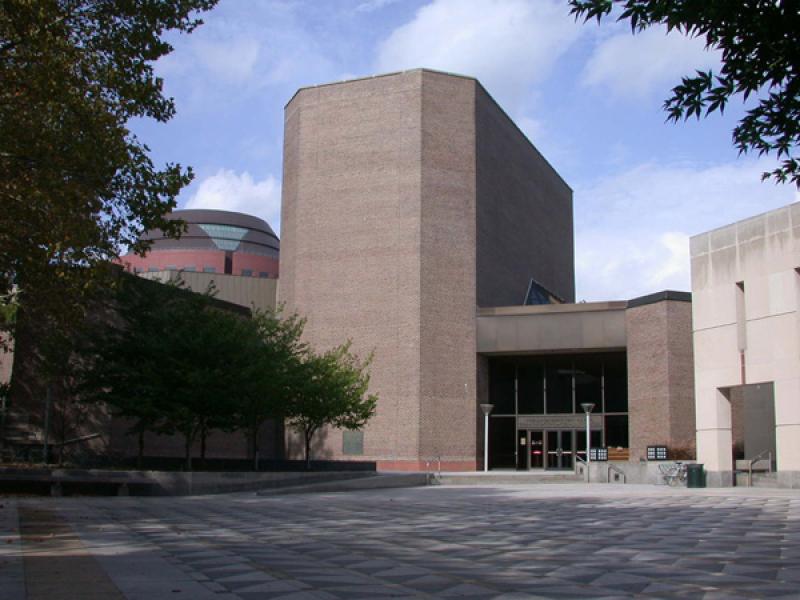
(575, 455, 588, 482)
(607, 463, 626, 484)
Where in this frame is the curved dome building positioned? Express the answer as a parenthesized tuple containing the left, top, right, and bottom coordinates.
(120, 209, 280, 278)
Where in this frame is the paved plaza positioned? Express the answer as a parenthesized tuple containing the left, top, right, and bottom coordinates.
(2, 483, 800, 599)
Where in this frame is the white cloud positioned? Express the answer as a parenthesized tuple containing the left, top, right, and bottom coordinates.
(193, 38, 260, 83)
(574, 158, 797, 301)
(184, 169, 282, 234)
(376, 0, 582, 112)
(356, 0, 401, 12)
(582, 26, 719, 98)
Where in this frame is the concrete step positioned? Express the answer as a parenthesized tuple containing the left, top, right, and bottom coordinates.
(752, 472, 779, 488)
(256, 473, 430, 495)
(436, 472, 582, 485)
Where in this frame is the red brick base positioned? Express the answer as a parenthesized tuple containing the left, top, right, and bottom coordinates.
(376, 460, 478, 472)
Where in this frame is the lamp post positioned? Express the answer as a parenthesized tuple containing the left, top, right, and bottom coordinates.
(580, 402, 594, 483)
(479, 404, 494, 472)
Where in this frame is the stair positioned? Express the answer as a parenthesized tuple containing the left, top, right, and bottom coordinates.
(437, 472, 582, 485)
(751, 472, 779, 488)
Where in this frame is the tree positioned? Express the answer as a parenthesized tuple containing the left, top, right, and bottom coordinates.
(287, 343, 377, 470)
(74, 274, 255, 470)
(0, 0, 218, 347)
(231, 308, 307, 471)
(569, 0, 800, 187)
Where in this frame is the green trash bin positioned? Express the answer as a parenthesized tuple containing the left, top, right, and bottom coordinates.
(686, 463, 706, 488)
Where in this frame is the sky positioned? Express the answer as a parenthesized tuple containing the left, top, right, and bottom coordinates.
(133, 0, 798, 301)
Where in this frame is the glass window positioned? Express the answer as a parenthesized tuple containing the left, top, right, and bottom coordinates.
(605, 415, 629, 448)
(489, 417, 516, 469)
(342, 430, 364, 455)
(546, 357, 573, 413)
(165, 265, 177, 271)
(489, 360, 515, 414)
(575, 355, 602, 410)
(147, 266, 159, 272)
(259, 272, 269, 278)
(203, 266, 216, 273)
(517, 363, 544, 414)
(184, 266, 196, 272)
(604, 353, 628, 412)
(241, 269, 253, 277)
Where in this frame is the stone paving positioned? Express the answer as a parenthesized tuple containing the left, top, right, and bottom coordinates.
(2, 483, 800, 599)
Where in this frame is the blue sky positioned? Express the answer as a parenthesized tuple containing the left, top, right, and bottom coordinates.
(133, 0, 798, 301)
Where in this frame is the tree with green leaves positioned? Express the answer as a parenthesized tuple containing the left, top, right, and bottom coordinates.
(74, 274, 254, 470)
(287, 343, 377, 470)
(569, 0, 800, 187)
(232, 308, 307, 471)
(0, 0, 218, 353)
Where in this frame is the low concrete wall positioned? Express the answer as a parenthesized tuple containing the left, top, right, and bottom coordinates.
(0, 468, 378, 496)
(579, 461, 697, 485)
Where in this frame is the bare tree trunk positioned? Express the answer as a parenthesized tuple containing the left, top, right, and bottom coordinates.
(137, 429, 144, 470)
(250, 422, 260, 471)
(184, 433, 192, 472)
(200, 424, 207, 471)
(304, 428, 313, 471)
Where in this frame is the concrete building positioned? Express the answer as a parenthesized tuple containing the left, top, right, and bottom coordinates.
(2, 69, 700, 475)
(691, 202, 800, 487)
(120, 209, 279, 311)
(278, 69, 695, 471)
(477, 292, 695, 469)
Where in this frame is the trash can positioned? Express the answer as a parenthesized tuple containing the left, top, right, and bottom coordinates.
(686, 463, 706, 488)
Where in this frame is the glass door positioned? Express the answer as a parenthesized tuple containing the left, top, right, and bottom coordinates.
(530, 430, 544, 469)
(545, 430, 574, 470)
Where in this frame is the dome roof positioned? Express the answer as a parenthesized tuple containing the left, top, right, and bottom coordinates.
(142, 209, 279, 257)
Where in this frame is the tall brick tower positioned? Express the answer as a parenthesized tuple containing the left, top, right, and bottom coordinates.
(279, 69, 573, 470)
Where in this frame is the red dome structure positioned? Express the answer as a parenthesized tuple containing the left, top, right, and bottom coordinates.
(120, 209, 279, 278)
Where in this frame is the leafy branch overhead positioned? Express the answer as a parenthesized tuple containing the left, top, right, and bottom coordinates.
(0, 0, 218, 348)
(569, 0, 800, 186)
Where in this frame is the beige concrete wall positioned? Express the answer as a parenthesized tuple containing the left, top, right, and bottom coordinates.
(627, 299, 695, 461)
(477, 302, 627, 354)
(691, 202, 800, 484)
(140, 271, 277, 312)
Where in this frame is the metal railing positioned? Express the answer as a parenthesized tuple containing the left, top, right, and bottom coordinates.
(607, 463, 626, 484)
(425, 456, 441, 485)
(737, 450, 773, 487)
(575, 455, 589, 482)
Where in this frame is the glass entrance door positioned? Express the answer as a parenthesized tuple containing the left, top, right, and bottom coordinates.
(530, 430, 544, 469)
(546, 430, 574, 470)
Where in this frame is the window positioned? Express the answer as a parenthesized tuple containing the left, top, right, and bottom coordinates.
(184, 266, 196, 272)
(165, 265, 177, 271)
(259, 272, 270, 278)
(517, 363, 544, 414)
(489, 361, 516, 414)
(147, 266, 159, 272)
(603, 353, 628, 413)
(545, 357, 573, 414)
(241, 269, 253, 277)
(342, 430, 364, 455)
(203, 266, 216, 273)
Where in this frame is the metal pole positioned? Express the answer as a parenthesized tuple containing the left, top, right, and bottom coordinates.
(585, 409, 590, 482)
(484, 413, 489, 472)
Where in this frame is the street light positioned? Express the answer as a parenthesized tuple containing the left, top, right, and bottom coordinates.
(479, 404, 494, 472)
(580, 402, 594, 483)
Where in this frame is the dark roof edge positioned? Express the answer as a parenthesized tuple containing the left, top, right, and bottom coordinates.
(626, 290, 692, 309)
